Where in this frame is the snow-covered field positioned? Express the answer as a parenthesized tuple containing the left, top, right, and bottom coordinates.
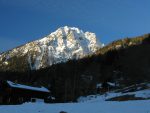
(0, 100, 150, 113)
(0, 88, 150, 113)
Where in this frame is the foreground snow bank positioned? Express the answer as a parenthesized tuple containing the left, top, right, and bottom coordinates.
(78, 88, 150, 102)
(0, 100, 150, 113)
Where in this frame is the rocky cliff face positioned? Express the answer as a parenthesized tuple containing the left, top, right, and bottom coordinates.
(0, 26, 103, 71)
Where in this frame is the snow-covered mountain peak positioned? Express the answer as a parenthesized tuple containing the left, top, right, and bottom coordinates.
(0, 26, 103, 70)
(37, 26, 84, 44)
(56, 26, 82, 34)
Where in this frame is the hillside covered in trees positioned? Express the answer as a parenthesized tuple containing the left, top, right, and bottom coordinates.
(0, 34, 150, 102)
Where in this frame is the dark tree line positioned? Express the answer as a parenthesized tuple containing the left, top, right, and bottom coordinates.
(0, 35, 150, 102)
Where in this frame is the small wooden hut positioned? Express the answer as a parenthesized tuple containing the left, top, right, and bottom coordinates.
(0, 80, 51, 104)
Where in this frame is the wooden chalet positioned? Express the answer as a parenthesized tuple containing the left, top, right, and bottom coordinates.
(96, 82, 117, 94)
(0, 80, 51, 105)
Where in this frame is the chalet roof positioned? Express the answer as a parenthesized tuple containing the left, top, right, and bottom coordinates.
(107, 82, 115, 87)
(7, 81, 50, 93)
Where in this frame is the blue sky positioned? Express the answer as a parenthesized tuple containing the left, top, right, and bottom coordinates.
(0, 0, 150, 52)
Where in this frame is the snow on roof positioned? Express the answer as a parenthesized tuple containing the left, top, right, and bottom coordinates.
(107, 82, 115, 87)
(7, 81, 50, 93)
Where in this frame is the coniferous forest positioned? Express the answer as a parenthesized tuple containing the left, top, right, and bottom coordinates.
(0, 34, 150, 102)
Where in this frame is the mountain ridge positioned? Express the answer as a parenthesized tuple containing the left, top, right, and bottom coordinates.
(0, 26, 103, 71)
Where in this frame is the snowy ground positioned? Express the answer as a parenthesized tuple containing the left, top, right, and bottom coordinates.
(0, 100, 150, 113)
(78, 88, 150, 103)
(0, 88, 150, 113)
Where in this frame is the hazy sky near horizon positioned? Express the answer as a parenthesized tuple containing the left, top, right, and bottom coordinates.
(0, 0, 150, 52)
